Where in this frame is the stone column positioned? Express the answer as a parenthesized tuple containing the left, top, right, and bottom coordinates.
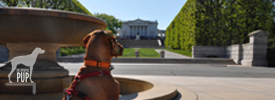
(241, 30, 269, 66)
(137, 26, 139, 34)
(140, 26, 142, 35)
(145, 26, 148, 37)
(140, 26, 142, 36)
(140, 26, 143, 36)
(133, 26, 136, 37)
(130, 26, 132, 37)
(144, 26, 146, 36)
(138, 26, 140, 35)
(136, 26, 138, 35)
(133, 26, 135, 36)
(142, 26, 145, 36)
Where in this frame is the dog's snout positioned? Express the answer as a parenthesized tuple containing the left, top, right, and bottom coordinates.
(116, 43, 123, 56)
(41, 50, 45, 54)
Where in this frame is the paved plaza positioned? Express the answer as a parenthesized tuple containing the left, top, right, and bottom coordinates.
(1, 51, 274, 100)
(59, 62, 275, 100)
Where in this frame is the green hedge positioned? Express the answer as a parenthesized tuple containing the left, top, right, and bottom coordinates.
(166, 0, 274, 50)
(59, 47, 85, 56)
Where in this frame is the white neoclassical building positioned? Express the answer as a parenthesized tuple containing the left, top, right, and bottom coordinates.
(118, 19, 159, 39)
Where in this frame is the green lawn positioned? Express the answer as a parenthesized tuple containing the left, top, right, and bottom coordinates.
(165, 49, 192, 57)
(120, 48, 160, 58)
(139, 48, 160, 58)
(121, 48, 135, 57)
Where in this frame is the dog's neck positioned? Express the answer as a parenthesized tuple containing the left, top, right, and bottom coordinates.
(84, 37, 112, 63)
(31, 49, 41, 57)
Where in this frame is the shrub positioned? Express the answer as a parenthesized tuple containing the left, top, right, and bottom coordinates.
(59, 47, 86, 56)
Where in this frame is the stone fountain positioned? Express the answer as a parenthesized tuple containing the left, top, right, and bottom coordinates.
(0, 7, 107, 99)
(0, 7, 181, 100)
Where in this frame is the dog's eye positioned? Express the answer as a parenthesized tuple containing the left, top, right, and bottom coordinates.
(110, 39, 115, 45)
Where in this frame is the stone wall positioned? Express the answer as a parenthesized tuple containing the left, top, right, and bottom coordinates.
(226, 44, 242, 64)
(192, 46, 226, 58)
(0, 46, 8, 63)
(193, 30, 269, 66)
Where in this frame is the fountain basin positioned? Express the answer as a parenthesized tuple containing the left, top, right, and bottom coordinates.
(116, 77, 178, 100)
(116, 77, 153, 95)
(0, 7, 107, 46)
(0, 7, 107, 99)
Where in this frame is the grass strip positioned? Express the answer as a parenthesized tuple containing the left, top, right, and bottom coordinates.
(165, 49, 192, 57)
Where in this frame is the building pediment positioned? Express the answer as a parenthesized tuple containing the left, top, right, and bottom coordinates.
(123, 18, 157, 24)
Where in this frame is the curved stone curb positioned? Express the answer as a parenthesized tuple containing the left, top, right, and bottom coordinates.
(116, 76, 198, 100)
(176, 88, 198, 100)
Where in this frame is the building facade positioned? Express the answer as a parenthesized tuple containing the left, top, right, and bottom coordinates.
(118, 19, 159, 40)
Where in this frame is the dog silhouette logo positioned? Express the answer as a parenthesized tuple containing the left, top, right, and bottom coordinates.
(8, 47, 45, 83)
(5, 47, 45, 94)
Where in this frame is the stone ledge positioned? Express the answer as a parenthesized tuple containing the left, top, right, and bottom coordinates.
(116, 76, 184, 100)
(57, 57, 236, 65)
(116, 76, 198, 100)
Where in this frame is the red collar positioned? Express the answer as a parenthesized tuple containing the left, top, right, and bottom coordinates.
(84, 60, 110, 68)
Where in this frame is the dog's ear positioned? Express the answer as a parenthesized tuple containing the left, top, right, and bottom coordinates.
(104, 30, 116, 38)
(83, 34, 91, 48)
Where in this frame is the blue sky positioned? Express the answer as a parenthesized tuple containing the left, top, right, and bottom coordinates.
(78, 0, 187, 30)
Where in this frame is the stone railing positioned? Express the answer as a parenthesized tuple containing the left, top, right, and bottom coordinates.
(193, 30, 269, 66)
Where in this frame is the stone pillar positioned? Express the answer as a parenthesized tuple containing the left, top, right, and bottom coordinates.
(140, 26, 142, 35)
(143, 26, 145, 37)
(137, 26, 138, 35)
(135, 49, 139, 58)
(130, 26, 132, 37)
(160, 50, 165, 58)
(137, 26, 139, 35)
(138, 26, 140, 35)
(145, 26, 147, 37)
(136, 26, 138, 35)
(140, 26, 142, 36)
(241, 30, 269, 66)
(134, 26, 136, 37)
(140, 26, 143, 36)
(142, 26, 145, 36)
(133, 26, 135, 36)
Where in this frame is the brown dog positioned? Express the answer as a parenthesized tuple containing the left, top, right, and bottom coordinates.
(63, 30, 123, 100)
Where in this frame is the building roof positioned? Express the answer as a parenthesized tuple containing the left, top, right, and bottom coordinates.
(123, 18, 158, 24)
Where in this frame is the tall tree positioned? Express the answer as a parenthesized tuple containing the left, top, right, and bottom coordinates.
(166, 0, 274, 50)
(93, 13, 122, 34)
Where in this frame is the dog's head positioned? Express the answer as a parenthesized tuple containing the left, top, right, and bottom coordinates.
(34, 47, 45, 54)
(83, 30, 123, 61)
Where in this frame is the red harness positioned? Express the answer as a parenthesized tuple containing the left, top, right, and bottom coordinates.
(65, 60, 111, 100)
